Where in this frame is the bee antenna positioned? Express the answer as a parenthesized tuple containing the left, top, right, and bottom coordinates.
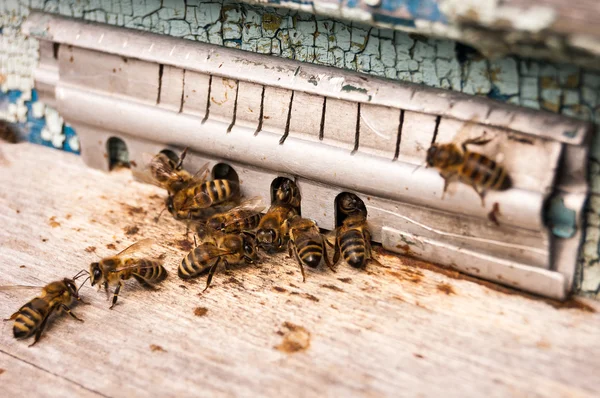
(175, 147, 189, 169)
(155, 206, 167, 223)
(77, 276, 90, 293)
(72, 269, 89, 280)
(411, 161, 426, 175)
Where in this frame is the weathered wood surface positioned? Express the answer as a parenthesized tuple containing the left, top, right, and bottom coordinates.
(0, 142, 599, 398)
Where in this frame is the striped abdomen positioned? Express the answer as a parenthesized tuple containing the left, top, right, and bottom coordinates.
(340, 228, 367, 269)
(295, 233, 324, 268)
(179, 245, 217, 279)
(13, 298, 49, 339)
(133, 259, 168, 283)
(223, 212, 262, 233)
(460, 152, 511, 191)
(195, 180, 240, 208)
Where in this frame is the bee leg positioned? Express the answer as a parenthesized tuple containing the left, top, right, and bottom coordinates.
(175, 147, 189, 169)
(289, 240, 306, 282)
(29, 306, 57, 347)
(365, 238, 383, 268)
(470, 183, 486, 207)
(3, 312, 19, 322)
(461, 135, 492, 152)
(61, 304, 84, 322)
(332, 234, 341, 267)
(203, 258, 221, 292)
(109, 281, 123, 309)
(440, 172, 456, 200)
(132, 274, 158, 290)
(322, 236, 336, 273)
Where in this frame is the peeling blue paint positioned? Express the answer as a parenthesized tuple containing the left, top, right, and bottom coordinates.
(379, 0, 447, 23)
(372, 13, 416, 28)
(545, 196, 577, 239)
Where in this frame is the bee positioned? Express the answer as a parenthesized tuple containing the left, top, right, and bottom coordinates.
(167, 163, 241, 221)
(146, 147, 191, 195)
(205, 196, 265, 233)
(89, 239, 167, 309)
(336, 192, 367, 218)
(255, 204, 298, 253)
(179, 231, 258, 291)
(426, 134, 511, 206)
(273, 179, 301, 211)
(3, 271, 88, 346)
(333, 214, 380, 269)
(284, 215, 334, 282)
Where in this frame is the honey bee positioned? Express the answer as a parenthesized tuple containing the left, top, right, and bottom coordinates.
(167, 164, 241, 221)
(146, 147, 191, 195)
(426, 134, 511, 206)
(89, 239, 167, 308)
(3, 271, 88, 346)
(336, 192, 367, 218)
(273, 179, 301, 211)
(284, 215, 334, 282)
(255, 204, 298, 253)
(205, 196, 265, 233)
(179, 231, 258, 291)
(333, 214, 380, 269)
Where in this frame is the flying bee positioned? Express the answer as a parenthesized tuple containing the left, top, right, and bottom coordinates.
(89, 238, 167, 309)
(255, 204, 298, 253)
(273, 179, 301, 211)
(167, 163, 241, 221)
(426, 133, 511, 206)
(284, 215, 334, 282)
(179, 231, 258, 291)
(206, 196, 265, 233)
(333, 214, 380, 269)
(2, 271, 88, 346)
(145, 147, 191, 195)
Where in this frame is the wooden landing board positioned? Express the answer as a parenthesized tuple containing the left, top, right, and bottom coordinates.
(0, 143, 599, 398)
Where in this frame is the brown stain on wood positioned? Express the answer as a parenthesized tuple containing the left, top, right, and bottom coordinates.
(106, 243, 117, 250)
(120, 203, 146, 216)
(413, 353, 424, 359)
(48, 216, 61, 228)
(389, 252, 596, 312)
(149, 344, 166, 352)
(387, 269, 423, 284)
(275, 322, 311, 354)
(174, 239, 193, 252)
(487, 202, 501, 226)
(289, 291, 320, 302)
(194, 307, 208, 317)
(124, 225, 140, 235)
(0, 368, 4, 375)
(272, 286, 287, 293)
(321, 284, 344, 292)
(437, 283, 456, 295)
(338, 277, 352, 284)
(84, 246, 97, 253)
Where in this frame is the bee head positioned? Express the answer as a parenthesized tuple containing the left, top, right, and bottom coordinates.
(339, 193, 366, 216)
(256, 229, 281, 252)
(166, 196, 175, 214)
(241, 233, 258, 262)
(426, 145, 438, 167)
(63, 278, 79, 298)
(89, 262, 103, 286)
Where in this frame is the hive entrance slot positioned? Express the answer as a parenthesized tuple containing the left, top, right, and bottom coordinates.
(106, 137, 129, 171)
(212, 163, 239, 183)
(270, 177, 301, 215)
(335, 192, 367, 227)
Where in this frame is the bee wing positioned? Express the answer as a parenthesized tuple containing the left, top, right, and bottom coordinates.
(220, 197, 266, 228)
(203, 246, 236, 259)
(135, 152, 179, 188)
(0, 285, 43, 291)
(182, 162, 210, 188)
(111, 262, 162, 273)
(113, 238, 157, 259)
(181, 190, 213, 211)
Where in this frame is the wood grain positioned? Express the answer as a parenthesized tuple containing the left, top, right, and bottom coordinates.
(0, 143, 599, 398)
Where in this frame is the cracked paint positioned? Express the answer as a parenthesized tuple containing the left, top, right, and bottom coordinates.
(2, 0, 600, 297)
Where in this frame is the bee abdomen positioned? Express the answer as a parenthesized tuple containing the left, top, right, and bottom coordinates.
(297, 241, 323, 268)
(462, 152, 511, 191)
(179, 248, 212, 279)
(13, 299, 46, 339)
(137, 260, 168, 283)
(341, 230, 367, 269)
